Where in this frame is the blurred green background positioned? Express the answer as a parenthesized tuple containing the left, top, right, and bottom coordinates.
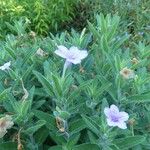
(0, 0, 149, 38)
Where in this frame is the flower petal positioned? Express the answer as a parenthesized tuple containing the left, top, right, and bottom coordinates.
(104, 107, 110, 118)
(110, 105, 119, 113)
(117, 122, 127, 129)
(66, 58, 81, 64)
(69, 46, 80, 53)
(69, 46, 88, 60)
(78, 50, 88, 60)
(107, 118, 117, 127)
(120, 111, 129, 121)
(54, 45, 68, 58)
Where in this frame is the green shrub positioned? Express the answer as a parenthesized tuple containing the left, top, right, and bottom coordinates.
(0, 0, 78, 37)
(76, 0, 150, 40)
(0, 14, 150, 149)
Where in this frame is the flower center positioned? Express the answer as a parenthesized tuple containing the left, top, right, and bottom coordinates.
(67, 53, 76, 60)
(111, 115, 119, 122)
(123, 70, 130, 75)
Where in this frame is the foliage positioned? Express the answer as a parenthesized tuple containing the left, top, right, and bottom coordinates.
(75, 0, 150, 41)
(0, 3, 150, 150)
(0, 0, 77, 37)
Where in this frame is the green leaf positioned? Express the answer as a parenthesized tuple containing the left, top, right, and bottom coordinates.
(22, 64, 34, 80)
(34, 127, 49, 145)
(82, 115, 100, 136)
(112, 35, 129, 52)
(69, 119, 86, 136)
(49, 132, 66, 145)
(98, 82, 112, 96)
(33, 100, 46, 109)
(0, 142, 17, 150)
(33, 110, 57, 131)
(99, 14, 107, 33)
(101, 98, 108, 127)
(22, 46, 37, 65)
(0, 88, 11, 102)
(98, 76, 117, 101)
(20, 100, 30, 117)
(52, 74, 63, 98)
(101, 35, 110, 52)
(33, 71, 54, 96)
(67, 133, 80, 147)
(24, 120, 46, 135)
(127, 91, 150, 103)
(73, 143, 100, 150)
(4, 45, 16, 59)
(113, 136, 146, 149)
(107, 15, 120, 40)
(88, 21, 100, 39)
(48, 146, 62, 150)
(88, 131, 98, 144)
(59, 111, 70, 120)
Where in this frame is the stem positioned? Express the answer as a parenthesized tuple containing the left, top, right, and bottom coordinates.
(131, 125, 134, 136)
(17, 128, 23, 150)
(62, 61, 71, 78)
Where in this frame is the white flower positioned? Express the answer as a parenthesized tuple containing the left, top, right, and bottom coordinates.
(54, 45, 88, 64)
(0, 115, 14, 138)
(0, 61, 11, 71)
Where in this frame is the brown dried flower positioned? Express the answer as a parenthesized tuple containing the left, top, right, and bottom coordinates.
(120, 67, 135, 79)
(131, 58, 139, 65)
(29, 31, 36, 38)
(56, 117, 65, 133)
(0, 115, 14, 138)
(36, 48, 48, 57)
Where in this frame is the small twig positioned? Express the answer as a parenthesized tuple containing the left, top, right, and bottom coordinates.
(21, 79, 29, 101)
(17, 128, 23, 150)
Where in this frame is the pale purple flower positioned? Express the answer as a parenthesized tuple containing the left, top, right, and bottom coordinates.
(0, 61, 11, 71)
(104, 105, 129, 129)
(54, 45, 88, 65)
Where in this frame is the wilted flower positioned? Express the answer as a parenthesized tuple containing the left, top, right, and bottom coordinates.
(56, 117, 65, 132)
(131, 58, 139, 65)
(128, 118, 136, 126)
(0, 115, 14, 138)
(36, 48, 48, 57)
(120, 67, 135, 79)
(0, 61, 11, 71)
(104, 105, 129, 129)
(29, 31, 36, 38)
(54, 45, 88, 65)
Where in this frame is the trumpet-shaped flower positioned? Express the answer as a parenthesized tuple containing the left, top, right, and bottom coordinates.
(104, 105, 129, 129)
(0, 115, 14, 138)
(54, 45, 88, 65)
(0, 61, 11, 71)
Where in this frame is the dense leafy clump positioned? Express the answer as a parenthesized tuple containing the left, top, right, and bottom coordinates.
(0, 0, 78, 37)
(0, 13, 150, 149)
(1, 0, 149, 39)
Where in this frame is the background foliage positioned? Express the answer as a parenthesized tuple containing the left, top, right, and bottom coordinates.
(1, 0, 150, 38)
(0, 0, 77, 37)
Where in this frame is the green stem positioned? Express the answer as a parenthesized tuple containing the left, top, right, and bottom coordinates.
(62, 61, 71, 78)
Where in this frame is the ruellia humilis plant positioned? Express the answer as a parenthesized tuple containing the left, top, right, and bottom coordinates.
(0, 14, 150, 150)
